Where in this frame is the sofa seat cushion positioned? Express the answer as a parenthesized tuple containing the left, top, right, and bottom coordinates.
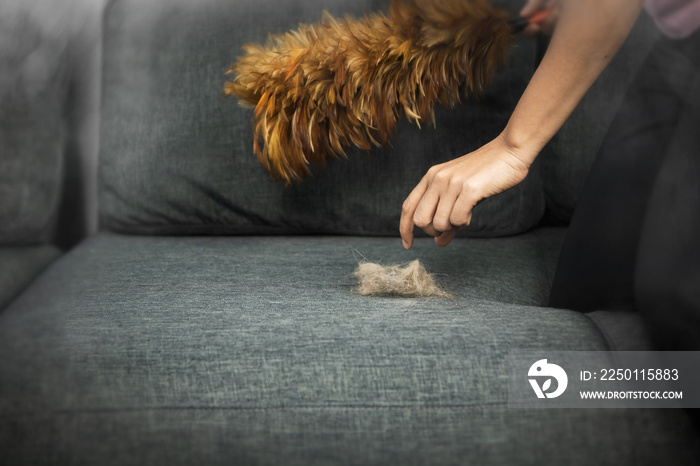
(0, 245, 61, 309)
(2, 232, 699, 465)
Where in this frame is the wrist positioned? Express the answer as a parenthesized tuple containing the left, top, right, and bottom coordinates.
(496, 129, 542, 169)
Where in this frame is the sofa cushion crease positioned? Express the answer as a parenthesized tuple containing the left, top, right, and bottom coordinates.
(0, 245, 62, 310)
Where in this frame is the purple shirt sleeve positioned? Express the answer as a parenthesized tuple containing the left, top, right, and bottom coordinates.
(645, 0, 700, 38)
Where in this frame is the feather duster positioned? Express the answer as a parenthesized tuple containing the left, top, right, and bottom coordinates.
(224, 0, 514, 184)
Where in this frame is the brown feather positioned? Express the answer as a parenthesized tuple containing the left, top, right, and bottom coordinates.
(224, 0, 512, 185)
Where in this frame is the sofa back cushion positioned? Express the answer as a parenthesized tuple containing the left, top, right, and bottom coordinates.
(0, 1, 71, 245)
(98, 0, 544, 237)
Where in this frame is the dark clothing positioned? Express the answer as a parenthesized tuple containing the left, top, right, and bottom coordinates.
(550, 30, 700, 350)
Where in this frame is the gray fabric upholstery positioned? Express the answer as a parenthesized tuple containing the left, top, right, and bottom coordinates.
(98, 0, 544, 237)
(2, 233, 698, 465)
(4, 1, 696, 464)
(0, 245, 61, 310)
(540, 12, 661, 223)
(0, 0, 74, 245)
(3, 407, 699, 466)
(586, 311, 655, 351)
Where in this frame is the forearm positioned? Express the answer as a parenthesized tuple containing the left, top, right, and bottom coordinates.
(502, 0, 645, 165)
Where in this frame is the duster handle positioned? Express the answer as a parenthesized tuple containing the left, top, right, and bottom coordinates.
(508, 7, 553, 34)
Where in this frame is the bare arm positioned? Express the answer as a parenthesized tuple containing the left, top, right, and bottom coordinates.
(399, 0, 645, 249)
(505, 0, 645, 164)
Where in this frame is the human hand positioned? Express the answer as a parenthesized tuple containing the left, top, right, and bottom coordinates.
(399, 135, 532, 249)
(521, 0, 563, 37)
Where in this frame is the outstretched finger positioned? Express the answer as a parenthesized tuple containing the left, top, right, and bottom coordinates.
(399, 180, 428, 249)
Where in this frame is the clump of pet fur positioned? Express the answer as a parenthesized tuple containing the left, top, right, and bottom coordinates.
(354, 260, 453, 298)
(225, 0, 512, 184)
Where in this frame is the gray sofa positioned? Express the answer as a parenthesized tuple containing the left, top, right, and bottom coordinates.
(2, 0, 699, 464)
